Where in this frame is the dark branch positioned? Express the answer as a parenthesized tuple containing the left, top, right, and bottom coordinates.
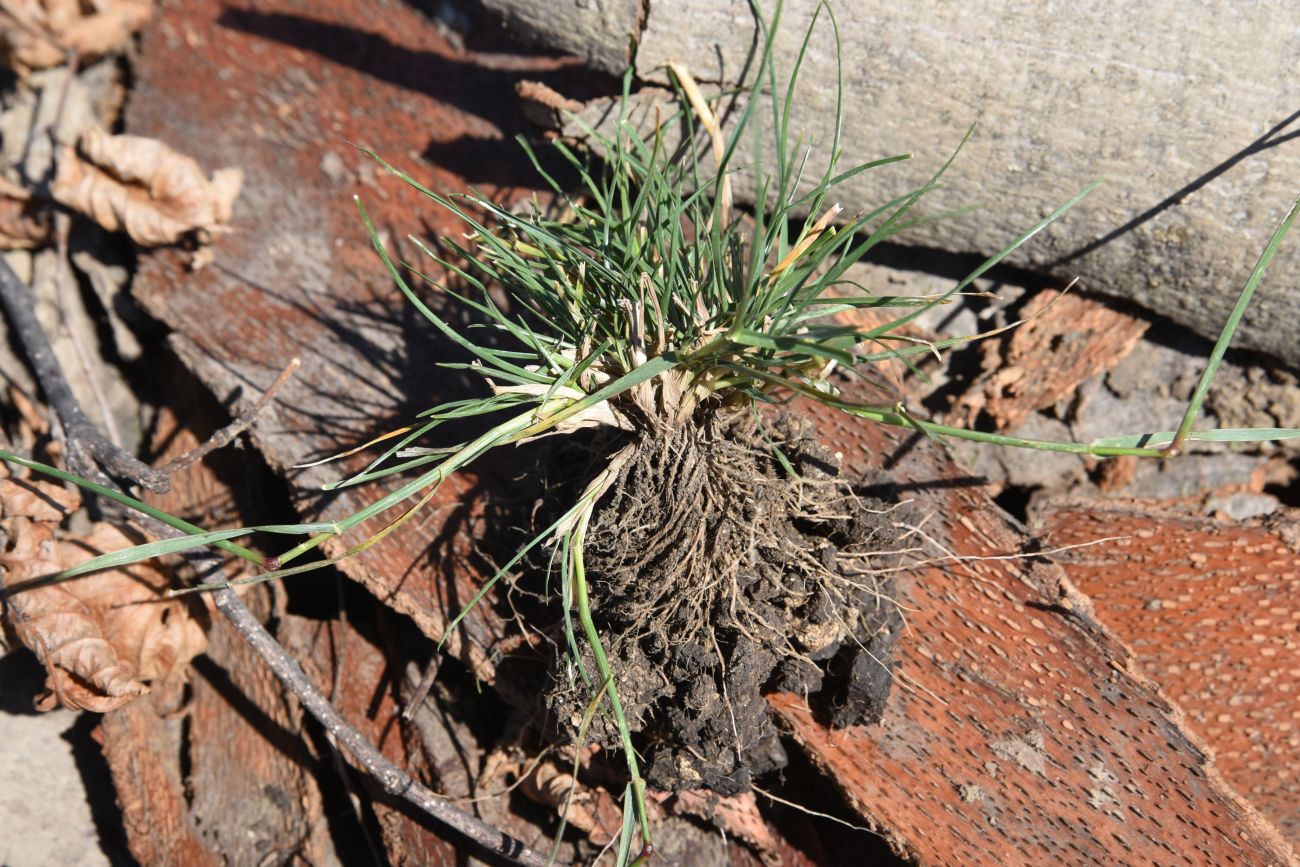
(206, 580, 548, 867)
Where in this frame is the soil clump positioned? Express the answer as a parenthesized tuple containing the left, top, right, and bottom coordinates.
(538, 411, 905, 794)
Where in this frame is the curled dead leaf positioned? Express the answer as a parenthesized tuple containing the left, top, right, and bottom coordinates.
(59, 523, 210, 680)
(0, 477, 208, 712)
(0, 0, 155, 70)
(3, 516, 152, 711)
(0, 191, 52, 248)
(52, 127, 242, 246)
(510, 755, 625, 846)
(0, 474, 80, 521)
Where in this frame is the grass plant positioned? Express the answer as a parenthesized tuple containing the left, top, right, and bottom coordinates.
(4, 1, 1299, 862)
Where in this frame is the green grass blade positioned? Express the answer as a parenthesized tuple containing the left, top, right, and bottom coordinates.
(1164, 194, 1300, 453)
(0, 449, 264, 566)
(569, 515, 651, 851)
(275, 409, 539, 566)
(517, 354, 678, 438)
(0, 522, 336, 599)
(614, 783, 637, 867)
(548, 675, 613, 866)
(842, 405, 1166, 456)
(438, 496, 590, 649)
(726, 327, 859, 366)
(356, 198, 552, 384)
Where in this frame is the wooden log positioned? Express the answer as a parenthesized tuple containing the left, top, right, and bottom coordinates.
(945, 289, 1150, 432)
(278, 605, 466, 865)
(125, 0, 565, 682)
(98, 698, 219, 867)
(489, 0, 1300, 365)
(485, 0, 639, 80)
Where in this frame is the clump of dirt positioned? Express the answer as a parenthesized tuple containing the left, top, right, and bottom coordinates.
(542, 411, 905, 795)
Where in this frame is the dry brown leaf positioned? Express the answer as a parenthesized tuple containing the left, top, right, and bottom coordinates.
(0, 191, 52, 248)
(0, 0, 154, 70)
(0, 479, 208, 712)
(52, 127, 242, 246)
(3, 516, 151, 711)
(0, 475, 79, 520)
(514, 756, 625, 846)
(62, 523, 209, 677)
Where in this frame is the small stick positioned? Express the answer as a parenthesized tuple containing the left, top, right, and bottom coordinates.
(151, 529, 549, 867)
(46, 53, 112, 448)
(156, 357, 301, 476)
(402, 652, 444, 722)
(16, 47, 79, 186)
(208, 582, 548, 866)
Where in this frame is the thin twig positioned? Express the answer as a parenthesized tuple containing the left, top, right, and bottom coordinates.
(322, 726, 386, 867)
(208, 584, 548, 866)
(752, 783, 873, 834)
(321, 575, 385, 867)
(0, 261, 551, 866)
(160, 531, 548, 867)
(46, 53, 112, 448)
(0, 252, 169, 490)
(156, 357, 301, 476)
(18, 48, 78, 187)
(402, 653, 441, 721)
